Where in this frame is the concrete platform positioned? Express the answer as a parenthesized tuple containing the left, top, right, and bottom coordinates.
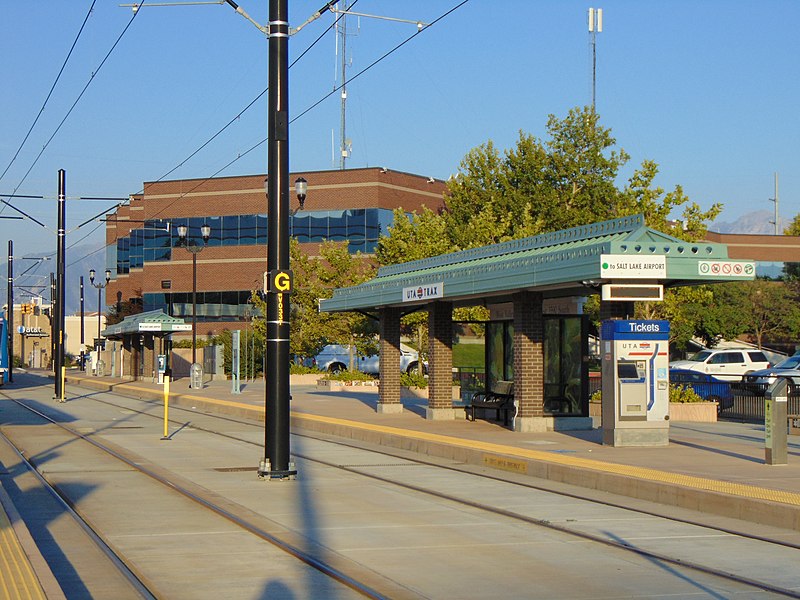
(59, 370, 800, 532)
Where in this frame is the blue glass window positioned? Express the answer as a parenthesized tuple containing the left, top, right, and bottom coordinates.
(309, 211, 328, 241)
(240, 215, 256, 245)
(291, 213, 309, 242)
(222, 215, 239, 245)
(328, 210, 347, 240)
(257, 214, 268, 245)
(347, 209, 366, 240)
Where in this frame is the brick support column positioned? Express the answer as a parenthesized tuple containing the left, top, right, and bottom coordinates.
(513, 291, 545, 432)
(427, 301, 455, 420)
(378, 307, 403, 413)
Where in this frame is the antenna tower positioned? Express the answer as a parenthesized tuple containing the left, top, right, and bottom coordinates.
(588, 8, 603, 111)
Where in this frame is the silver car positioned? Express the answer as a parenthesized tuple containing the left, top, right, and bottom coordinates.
(310, 343, 425, 375)
(740, 354, 800, 389)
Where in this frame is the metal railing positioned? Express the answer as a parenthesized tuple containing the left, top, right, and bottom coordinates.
(723, 382, 800, 422)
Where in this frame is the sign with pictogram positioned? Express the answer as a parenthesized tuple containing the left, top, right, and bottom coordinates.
(698, 261, 755, 278)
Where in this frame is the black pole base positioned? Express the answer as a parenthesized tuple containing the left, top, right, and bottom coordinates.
(257, 468, 297, 481)
(257, 459, 297, 480)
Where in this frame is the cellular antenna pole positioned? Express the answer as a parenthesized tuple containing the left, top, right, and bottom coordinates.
(769, 172, 779, 235)
(588, 7, 603, 112)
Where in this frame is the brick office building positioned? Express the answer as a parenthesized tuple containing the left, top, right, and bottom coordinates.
(105, 168, 447, 339)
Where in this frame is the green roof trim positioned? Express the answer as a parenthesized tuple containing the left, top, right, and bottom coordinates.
(320, 214, 756, 313)
(102, 310, 191, 337)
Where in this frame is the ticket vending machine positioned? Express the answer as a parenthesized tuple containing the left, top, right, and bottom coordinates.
(601, 320, 670, 447)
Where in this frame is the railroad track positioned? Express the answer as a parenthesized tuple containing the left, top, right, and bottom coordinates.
(3, 378, 800, 598)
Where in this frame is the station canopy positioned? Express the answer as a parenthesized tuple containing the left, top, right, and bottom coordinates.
(102, 310, 191, 339)
(320, 214, 755, 313)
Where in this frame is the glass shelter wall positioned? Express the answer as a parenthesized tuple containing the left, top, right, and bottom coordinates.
(485, 315, 588, 417)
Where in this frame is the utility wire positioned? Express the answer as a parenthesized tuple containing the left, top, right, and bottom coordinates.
(141, 0, 355, 195)
(0, 1, 97, 188)
(1, 2, 145, 224)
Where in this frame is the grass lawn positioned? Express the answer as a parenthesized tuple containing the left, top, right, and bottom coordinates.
(453, 343, 484, 369)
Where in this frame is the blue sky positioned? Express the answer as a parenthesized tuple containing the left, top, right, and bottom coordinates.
(0, 0, 797, 260)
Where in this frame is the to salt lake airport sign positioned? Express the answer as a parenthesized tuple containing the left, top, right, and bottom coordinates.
(403, 283, 444, 302)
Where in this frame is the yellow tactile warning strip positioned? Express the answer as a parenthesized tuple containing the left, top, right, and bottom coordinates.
(293, 413, 800, 508)
(0, 498, 46, 600)
(71, 380, 800, 508)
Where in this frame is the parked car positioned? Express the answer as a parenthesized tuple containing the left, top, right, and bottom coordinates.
(739, 354, 800, 393)
(309, 343, 425, 375)
(668, 348, 771, 382)
(669, 368, 734, 414)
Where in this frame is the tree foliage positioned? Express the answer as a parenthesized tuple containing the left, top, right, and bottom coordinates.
(105, 288, 143, 325)
(438, 107, 720, 250)
(709, 280, 800, 349)
(272, 238, 376, 361)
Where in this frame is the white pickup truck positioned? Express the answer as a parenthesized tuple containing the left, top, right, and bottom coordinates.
(311, 344, 424, 375)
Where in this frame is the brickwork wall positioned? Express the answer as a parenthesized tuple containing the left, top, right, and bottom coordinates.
(428, 301, 453, 410)
(379, 307, 402, 405)
(106, 169, 447, 325)
(513, 291, 544, 419)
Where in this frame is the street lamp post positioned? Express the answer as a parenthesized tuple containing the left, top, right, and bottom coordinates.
(88, 268, 111, 376)
(176, 224, 210, 389)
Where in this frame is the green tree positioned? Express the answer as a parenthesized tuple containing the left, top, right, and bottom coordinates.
(277, 239, 376, 362)
(710, 280, 800, 348)
(636, 286, 716, 350)
(782, 214, 800, 279)
(441, 107, 719, 249)
(616, 160, 721, 241)
(105, 288, 143, 325)
(375, 207, 453, 265)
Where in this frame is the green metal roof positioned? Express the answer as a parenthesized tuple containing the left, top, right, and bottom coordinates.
(320, 214, 755, 313)
(102, 310, 191, 338)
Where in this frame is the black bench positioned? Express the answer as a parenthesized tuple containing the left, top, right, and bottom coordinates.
(466, 380, 516, 426)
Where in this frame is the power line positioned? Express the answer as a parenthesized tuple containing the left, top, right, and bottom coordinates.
(0, 1, 97, 188)
(1, 2, 145, 222)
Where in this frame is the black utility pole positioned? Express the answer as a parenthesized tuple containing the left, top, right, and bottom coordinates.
(260, 0, 295, 480)
(49, 273, 55, 375)
(7, 241, 13, 383)
(54, 169, 66, 401)
(79, 276, 85, 370)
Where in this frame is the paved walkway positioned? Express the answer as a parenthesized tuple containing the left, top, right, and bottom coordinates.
(59, 370, 800, 533)
(1, 369, 799, 598)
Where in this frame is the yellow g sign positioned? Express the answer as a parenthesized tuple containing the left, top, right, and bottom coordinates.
(270, 270, 293, 293)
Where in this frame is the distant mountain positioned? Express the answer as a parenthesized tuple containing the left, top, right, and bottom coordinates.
(710, 210, 786, 235)
(0, 243, 108, 316)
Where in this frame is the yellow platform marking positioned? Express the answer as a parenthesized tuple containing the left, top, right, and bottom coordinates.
(295, 413, 800, 507)
(69, 378, 800, 508)
(0, 502, 46, 600)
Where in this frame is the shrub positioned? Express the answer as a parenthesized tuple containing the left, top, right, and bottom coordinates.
(323, 369, 374, 382)
(668, 384, 706, 403)
(290, 363, 322, 375)
(401, 371, 428, 388)
(590, 385, 706, 404)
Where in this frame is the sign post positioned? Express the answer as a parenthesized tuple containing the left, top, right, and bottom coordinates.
(765, 378, 788, 465)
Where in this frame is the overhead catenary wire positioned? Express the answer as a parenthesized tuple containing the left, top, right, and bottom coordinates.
(0, 2, 145, 224)
(0, 1, 97, 190)
(132, 0, 468, 227)
(12, 1, 468, 264)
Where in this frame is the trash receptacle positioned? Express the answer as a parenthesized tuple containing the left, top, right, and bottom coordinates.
(190, 362, 203, 389)
(96, 359, 106, 377)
